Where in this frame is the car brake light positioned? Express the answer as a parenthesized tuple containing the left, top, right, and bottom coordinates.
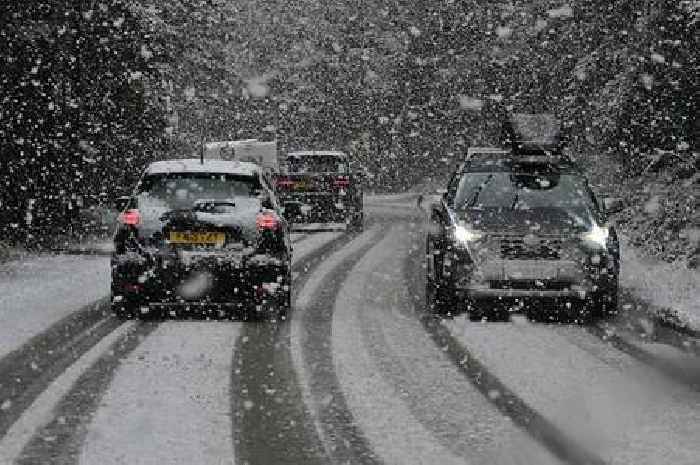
(334, 177, 350, 188)
(256, 212, 279, 230)
(119, 209, 141, 226)
(276, 177, 295, 189)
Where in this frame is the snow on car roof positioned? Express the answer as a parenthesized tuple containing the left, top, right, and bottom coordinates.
(467, 147, 510, 157)
(146, 159, 260, 176)
(467, 147, 510, 155)
(287, 151, 346, 158)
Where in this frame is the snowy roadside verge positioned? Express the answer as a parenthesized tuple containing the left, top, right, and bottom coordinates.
(619, 236, 700, 336)
(60, 237, 114, 255)
(0, 254, 111, 359)
(0, 236, 114, 265)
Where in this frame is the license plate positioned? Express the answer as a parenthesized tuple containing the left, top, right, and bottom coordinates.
(169, 231, 225, 246)
(294, 181, 307, 190)
(504, 261, 557, 280)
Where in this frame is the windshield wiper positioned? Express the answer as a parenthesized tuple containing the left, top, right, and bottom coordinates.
(463, 174, 494, 209)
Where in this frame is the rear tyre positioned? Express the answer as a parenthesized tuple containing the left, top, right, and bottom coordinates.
(426, 279, 457, 316)
(468, 299, 509, 322)
(277, 288, 291, 321)
(279, 262, 293, 321)
(111, 297, 137, 320)
(467, 300, 485, 321)
(591, 280, 619, 321)
(349, 212, 364, 232)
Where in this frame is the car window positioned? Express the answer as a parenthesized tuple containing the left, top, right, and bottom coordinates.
(136, 173, 262, 210)
(455, 172, 595, 212)
(288, 155, 347, 173)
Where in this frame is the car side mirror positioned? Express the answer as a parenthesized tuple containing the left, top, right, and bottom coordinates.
(432, 188, 448, 201)
(430, 202, 444, 223)
(115, 195, 131, 212)
(603, 197, 624, 214)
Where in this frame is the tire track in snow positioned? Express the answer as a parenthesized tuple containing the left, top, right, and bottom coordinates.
(584, 323, 700, 391)
(338, 225, 559, 465)
(0, 322, 135, 464)
(0, 299, 116, 439)
(232, 229, 360, 465)
(578, 294, 700, 390)
(78, 323, 239, 465)
(402, 238, 608, 465)
(11, 322, 156, 465)
(441, 316, 700, 465)
(290, 227, 385, 465)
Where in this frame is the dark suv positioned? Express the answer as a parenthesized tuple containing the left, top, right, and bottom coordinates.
(275, 151, 363, 230)
(111, 159, 292, 320)
(426, 152, 620, 322)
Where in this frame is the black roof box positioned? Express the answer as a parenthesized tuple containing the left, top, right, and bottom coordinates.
(502, 113, 562, 155)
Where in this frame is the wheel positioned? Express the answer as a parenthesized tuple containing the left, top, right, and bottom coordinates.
(250, 263, 292, 322)
(468, 299, 508, 322)
(467, 300, 485, 321)
(349, 212, 364, 232)
(590, 280, 619, 320)
(426, 278, 457, 316)
(275, 265, 292, 321)
(111, 296, 138, 320)
(277, 287, 291, 321)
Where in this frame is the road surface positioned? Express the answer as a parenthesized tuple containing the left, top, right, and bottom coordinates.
(0, 195, 698, 465)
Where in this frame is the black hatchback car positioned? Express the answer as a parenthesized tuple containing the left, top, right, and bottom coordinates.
(111, 159, 292, 320)
(426, 152, 620, 322)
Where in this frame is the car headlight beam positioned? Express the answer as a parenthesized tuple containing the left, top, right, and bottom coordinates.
(583, 224, 609, 249)
(454, 224, 483, 245)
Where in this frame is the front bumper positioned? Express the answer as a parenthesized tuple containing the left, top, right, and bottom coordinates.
(455, 285, 592, 300)
(444, 256, 616, 301)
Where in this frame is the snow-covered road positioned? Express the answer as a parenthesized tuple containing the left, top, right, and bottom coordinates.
(0, 196, 698, 465)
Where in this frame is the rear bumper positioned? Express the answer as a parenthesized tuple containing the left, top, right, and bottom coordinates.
(111, 252, 288, 305)
(280, 193, 361, 223)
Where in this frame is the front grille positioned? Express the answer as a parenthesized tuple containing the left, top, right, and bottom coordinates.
(496, 235, 563, 260)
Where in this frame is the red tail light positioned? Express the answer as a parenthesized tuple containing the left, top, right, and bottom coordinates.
(256, 212, 279, 231)
(275, 177, 295, 189)
(118, 209, 141, 226)
(333, 177, 350, 188)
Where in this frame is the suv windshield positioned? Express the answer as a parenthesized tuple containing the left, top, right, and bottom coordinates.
(136, 173, 262, 210)
(288, 155, 347, 173)
(454, 171, 596, 213)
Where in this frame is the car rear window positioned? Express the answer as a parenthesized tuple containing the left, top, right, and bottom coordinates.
(287, 155, 347, 174)
(136, 173, 262, 210)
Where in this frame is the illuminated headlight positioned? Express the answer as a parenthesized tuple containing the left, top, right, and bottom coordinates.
(582, 224, 609, 249)
(453, 224, 483, 246)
